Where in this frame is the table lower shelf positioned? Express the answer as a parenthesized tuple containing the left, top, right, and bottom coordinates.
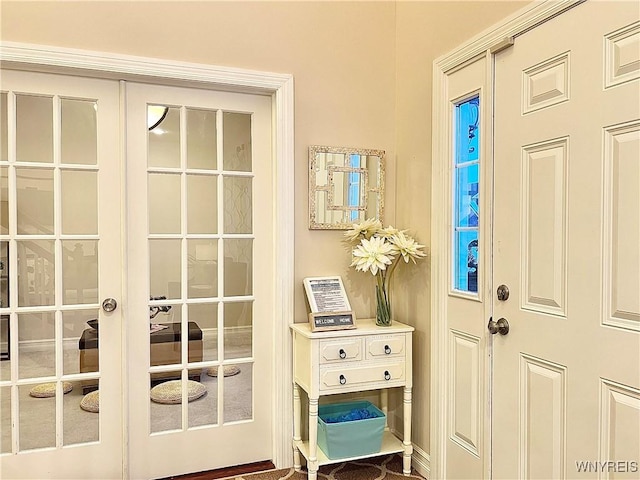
(296, 430, 405, 466)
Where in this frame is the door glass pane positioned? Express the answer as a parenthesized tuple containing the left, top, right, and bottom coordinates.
(63, 309, 99, 375)
(0, 315, 9, 380)
(1, 241, 8, 308)
(61, 170, 98, 235)
(17, 240, 55, 307)
(188, 303, 217, 362)
(20, 384, 55, 450)
(224, 363, 251, 422)
(1, 166, 8, 234)
(224, 301, 252, 360)
(62, 240, 98, 305)
(187, 108, 217, 170)
(61, 98, 97, 165)
(18, 311, 55, 379)
(1, 386, 10, 453)
(189, 367, 216, 428)
(188, 239, 217, 299)
(64, 379, 99, 445)
(150, 372, 182, 434)
(224, 239, 252, 296)
(16, 168, 54, 235)
(456, 163, 479, 228)
(223, 112, 251, 171)
(148, 106, 180, 168)
(149, 173, 181, 234)
(455, 230, 478, 293)
(149, 239, 181, 300)
(223, 176, 252, 234)
(1, 92, 7, 162)
(16, 95, 53, 164)
(187, 174, 217, 234)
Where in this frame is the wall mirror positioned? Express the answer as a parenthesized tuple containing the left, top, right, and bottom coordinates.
(309, 145, 385, 230)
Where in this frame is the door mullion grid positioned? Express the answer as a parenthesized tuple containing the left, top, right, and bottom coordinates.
(216, 108, 225, 425)
(179, 105, 189, 429)
(6, 90, 20, 455)
(52, 94, 65, 449)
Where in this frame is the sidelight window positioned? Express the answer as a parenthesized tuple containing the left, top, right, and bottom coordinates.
(453, 96, 479, 293)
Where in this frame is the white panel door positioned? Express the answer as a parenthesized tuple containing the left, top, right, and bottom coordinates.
(443, 56, 492, 479)
(126, 82, 274, 479)
(0, 70, 123, 479)
(493, 2, 640, 478)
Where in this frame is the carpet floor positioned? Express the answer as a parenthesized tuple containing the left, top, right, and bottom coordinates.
(217, 454, 426, 480)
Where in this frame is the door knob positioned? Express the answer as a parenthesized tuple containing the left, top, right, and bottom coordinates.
(102, 298, 118, 313)
(488, 317, 509, 335)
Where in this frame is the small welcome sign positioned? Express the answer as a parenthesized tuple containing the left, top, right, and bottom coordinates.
(309, 311, 356, 332)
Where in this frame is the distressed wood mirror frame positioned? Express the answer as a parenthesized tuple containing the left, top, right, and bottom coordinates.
(308, 145, 385, 230)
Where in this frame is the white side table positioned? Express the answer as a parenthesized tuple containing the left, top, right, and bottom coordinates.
(290, 318, 414, 479)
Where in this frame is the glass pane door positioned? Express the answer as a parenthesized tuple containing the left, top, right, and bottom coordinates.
(126, 82, 274, 479)
(0, 70, 122, 479)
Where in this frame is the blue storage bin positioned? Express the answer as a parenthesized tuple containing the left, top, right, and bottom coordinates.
(317, 400, 385, 459)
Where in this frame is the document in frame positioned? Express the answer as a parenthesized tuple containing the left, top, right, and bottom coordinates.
(303, 276, 352, 313)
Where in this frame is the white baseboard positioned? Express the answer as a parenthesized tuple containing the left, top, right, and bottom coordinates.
(412, 443, 431, 479)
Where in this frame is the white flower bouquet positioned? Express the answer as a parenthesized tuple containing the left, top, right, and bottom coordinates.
(345, 218, 426, 326)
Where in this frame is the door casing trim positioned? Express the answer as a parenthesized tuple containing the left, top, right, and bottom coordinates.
(0, 41, 295, 476)
(430, 1, 583, 478)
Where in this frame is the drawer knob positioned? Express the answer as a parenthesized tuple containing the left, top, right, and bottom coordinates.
(339, 349, 346, 359)
(339, 374, 347, 385)
(384, 370, 391, 381)
(384, 345, 392, 355)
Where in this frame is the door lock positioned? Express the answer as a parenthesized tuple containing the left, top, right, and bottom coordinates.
(497, 284, 510, 301)
(488, 317, 509, 335)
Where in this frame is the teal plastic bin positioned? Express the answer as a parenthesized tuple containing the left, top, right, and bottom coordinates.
(317, 400, 385, 459)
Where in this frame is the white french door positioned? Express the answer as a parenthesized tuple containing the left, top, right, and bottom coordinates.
(0, 71, 276, 479)
(492, 2, 640, 478)
(125, 82, 274, 479)
(0, 70, 124, 479)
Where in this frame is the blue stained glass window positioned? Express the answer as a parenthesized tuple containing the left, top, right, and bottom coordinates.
(454, 96, 479, 293)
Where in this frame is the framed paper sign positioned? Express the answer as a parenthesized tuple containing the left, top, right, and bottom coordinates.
(303, 276, 356, 331)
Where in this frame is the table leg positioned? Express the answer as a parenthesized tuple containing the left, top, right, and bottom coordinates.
(380, 388, 389, 429)
(307, 396, 319, 480)
(292, 383, 302, 471)
(403, 387, 413, 475)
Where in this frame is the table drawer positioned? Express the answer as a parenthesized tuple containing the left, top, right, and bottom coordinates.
(320, 363, 405, 391)
(366, 335, 406, 359)
(319, 339, 362, 364)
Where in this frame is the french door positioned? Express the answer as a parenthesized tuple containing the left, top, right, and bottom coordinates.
(0, 71, 275, 479)
(0, 70, 123, 479)
(125, 82, 274, 479)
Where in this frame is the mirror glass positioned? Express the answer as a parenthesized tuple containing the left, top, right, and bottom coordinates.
(308, 146, 385, 229)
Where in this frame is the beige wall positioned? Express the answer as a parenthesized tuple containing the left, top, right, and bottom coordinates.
(0, 0, 529, 460)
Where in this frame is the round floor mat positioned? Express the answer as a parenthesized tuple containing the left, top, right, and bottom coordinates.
(206, 365, 241, 377)
(80, 390, 100, 413)
(150, 380, 207, 404)
(29, 381, 73, 398)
